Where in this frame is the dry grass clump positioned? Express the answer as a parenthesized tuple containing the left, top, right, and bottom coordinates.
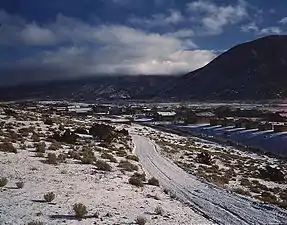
(95, 160, 112, 171)
(44, 192, 55, 202)
(46, 153, 58, 165)
(118, 160, 138, 172)
(101, 152, 117, 163)
(35, 142, 46, 153)
(148, 177, 160, 186)
(0, 177, 8, 187)
(0, 142, 17, 153)
(73, 203, 88, 220)
(135, 216, 147, 225)
(126, 155, 139, 162)
(81, 149, 96, 164)
(129, 176, 144, 187)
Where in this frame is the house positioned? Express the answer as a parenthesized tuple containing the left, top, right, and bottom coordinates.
(274, 124, 287, 132)
(154, 111, 177, 122)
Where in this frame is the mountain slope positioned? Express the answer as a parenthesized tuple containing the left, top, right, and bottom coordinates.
(0, 76, 177, 101)
(158, 35, 287, 100)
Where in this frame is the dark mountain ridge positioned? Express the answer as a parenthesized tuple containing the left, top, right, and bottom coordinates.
(159, 35, 287, 100)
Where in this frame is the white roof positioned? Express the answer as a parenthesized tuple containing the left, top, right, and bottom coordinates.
(157, 111, 176, 116)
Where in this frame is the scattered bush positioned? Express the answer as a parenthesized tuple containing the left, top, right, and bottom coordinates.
(57, 153, 67, 163)
(155, 206, 164, 216)
(129, 176, 144, 187)
(73, 203, 88, 220)
(126, 155, 139, 162)
(68, 150, 81, 160)
(135, 216, 147, 225)
(101, 152, 117, 163)
(0, 177, 8, 187)
(259, 166, 285, 182)
(148, 177, 160, 186)
(31, 133, 40, 142)
(95, 160, 112, 171)
(0, 142, 17, 153)
(16, 181, 24, 189)
(52, 130, 77, 144)
(81, 149, 96, 164)
(196, 152, 212, 165)
(44, 118, 54, 125)
(44, 192, 55, 202)
(48, 141, 61, 151)
(118, 160, 138, 172)
(132, 172, 146, 182)
(47, 153, 58, 165)
(74, 127, 88, 134)
(116, 150, 128, 157)
(35, 142, 46, 153)
(89, 123, 115, 143)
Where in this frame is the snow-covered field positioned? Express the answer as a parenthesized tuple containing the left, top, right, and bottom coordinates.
(131, 124, 287, 211)
(131, 133, 287, 225)
(0, 108, 213, 225)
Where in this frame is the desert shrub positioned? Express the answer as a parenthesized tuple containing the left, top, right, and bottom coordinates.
(259, 191, 277, 204)
(132, 172, 146, 182)
(196, 152, 212, 165)
(47, 153, 58, 165)
(89, 123, 115, 143)
(95, 160, 112, 171)
(44, 118, 53, 125)
(126, 155, 139, 162)
(280, 189, 287, 201)
(155, 206, 164, 215)
(16, 181, 24, 189)
(210, 174, 229, 186)
(135, 216, 147, 225)
(44, 192, 55, 202)
(31, 133, 40, 142)
(101, 152, 117, 163)
(116, 150, 128, 157)
(68, 150, 81, 160)
(73, 203, 88, 220)
(35, 142, 46, 153)
(0, 177, 8, 187)
(259, 166, 285, 182)
(129, 176, 144, 187)
(27, 221, 43, 225)
(74, 127, 88, 134)
(81, 149, 96, 164)
(240, 178, 252, 187)
(0, 142, 17, 153)
(48, 141, 61, 151)
(148, 177, 159, 186)
(234, 188, 250, 196)
(57, 153, 67, 163)
(118, 160, 138, 172)
(52, 130, 77, 144)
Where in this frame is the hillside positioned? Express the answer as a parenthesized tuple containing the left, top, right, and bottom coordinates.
(158, 35, 287, 100)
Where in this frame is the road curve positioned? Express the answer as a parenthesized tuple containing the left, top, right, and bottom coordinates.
(132, 135, 287, 225)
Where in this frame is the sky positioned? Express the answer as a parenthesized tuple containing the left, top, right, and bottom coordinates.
(0, 0, 287, 85)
